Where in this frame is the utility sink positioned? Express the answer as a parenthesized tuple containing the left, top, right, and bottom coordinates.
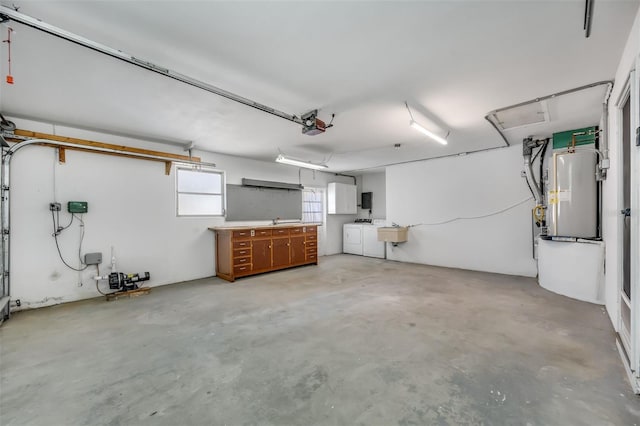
(377, 227, 408, 243)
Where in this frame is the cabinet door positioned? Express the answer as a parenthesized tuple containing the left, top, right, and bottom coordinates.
(290, 236, 306, 264)
(328, 182, 357, 214)
(252, 239, 272, 271)
(272, 237, 290, 268)
(342, 184, 357, 214)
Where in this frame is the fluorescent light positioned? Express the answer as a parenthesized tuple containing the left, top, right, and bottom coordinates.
(409, 120, 448, 145)
(275, 154, 328, 170)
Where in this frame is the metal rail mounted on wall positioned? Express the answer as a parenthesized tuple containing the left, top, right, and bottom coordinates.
(0, 135, 217, 321)
(0, 5, 305, 126)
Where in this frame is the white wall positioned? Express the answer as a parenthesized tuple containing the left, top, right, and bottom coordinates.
(386, 146, 537, 277)
(603, 7, 640, 329)
(356, 172, 386, 219)
(7, 117, 353, 310)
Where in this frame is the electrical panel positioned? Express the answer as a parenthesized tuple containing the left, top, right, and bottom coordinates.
(67, 201, 88, 214)
(84, 252, 102, 265)
(552, 126, 598, 150)
(361, 192, 372, 210)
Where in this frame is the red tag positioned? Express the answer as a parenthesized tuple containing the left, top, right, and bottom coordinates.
(6, 75, 13, 84)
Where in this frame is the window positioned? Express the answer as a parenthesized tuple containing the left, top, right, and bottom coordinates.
(302, 188, 323, 224)
(176, 167, 224, 216)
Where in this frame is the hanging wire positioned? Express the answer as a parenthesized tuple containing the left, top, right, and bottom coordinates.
(322, 151, 334, 164)
(404, 101, 416, 122)
(404, 101, 451, 140)
(325, 113, 336, 129)
(51, 210, 88, 271)
(407, 196, 534, 227)
(76, 213, 86, 265)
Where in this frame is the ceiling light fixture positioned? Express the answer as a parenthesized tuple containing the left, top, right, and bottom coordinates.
(404, 101, 448, 145)
(409, 120, 448, 145)
(275, 154, 328, 170)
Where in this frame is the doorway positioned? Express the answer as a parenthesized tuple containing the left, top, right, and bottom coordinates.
(620, 85, 632, 356)
(617, 70, 639, 392)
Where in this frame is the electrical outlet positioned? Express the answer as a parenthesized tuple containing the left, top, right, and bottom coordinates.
(49, 202, 61, 211)
(84, 252, 102, 265)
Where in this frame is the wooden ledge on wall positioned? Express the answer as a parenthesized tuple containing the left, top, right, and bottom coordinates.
(8, 129, 201, 175)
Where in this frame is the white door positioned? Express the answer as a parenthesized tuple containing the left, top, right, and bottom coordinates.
(632, 66, 640, 387)
(617, 68, 639, 392)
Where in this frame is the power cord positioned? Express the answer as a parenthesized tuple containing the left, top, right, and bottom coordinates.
(407, 196, 534, 227)
(325, 113, 335, 129)
(51, 210, 88, 271)
(75, 213, 85, 265)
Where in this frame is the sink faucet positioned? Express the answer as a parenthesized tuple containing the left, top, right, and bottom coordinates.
(272, 217, 280, 225)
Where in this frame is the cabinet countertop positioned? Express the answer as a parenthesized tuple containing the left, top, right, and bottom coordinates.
(209, 223, 319, 232)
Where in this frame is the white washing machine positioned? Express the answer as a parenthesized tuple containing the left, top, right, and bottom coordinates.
(343, 223, 363, 255)
(363, 220, 386, 258)
(343, 220, 386, 258)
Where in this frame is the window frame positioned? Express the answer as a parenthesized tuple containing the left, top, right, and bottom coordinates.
(175, 165, 226, 217)
(302, 187, 324, 225)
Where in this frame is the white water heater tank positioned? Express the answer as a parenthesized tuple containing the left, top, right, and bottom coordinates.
(546, 149, 597, 238)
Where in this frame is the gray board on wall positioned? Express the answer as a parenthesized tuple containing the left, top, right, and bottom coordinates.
(226, 184, 302, 221)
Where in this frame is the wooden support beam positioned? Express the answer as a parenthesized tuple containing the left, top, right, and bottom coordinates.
(10, 129, 201, 175)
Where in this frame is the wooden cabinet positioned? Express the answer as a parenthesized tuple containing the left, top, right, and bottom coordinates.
(252, 238, 272, 272)
(305, 225, 318, 262)
(272, 237, 290, 268)
(290, 236, 306, 265)
(211, 225, 318, 282)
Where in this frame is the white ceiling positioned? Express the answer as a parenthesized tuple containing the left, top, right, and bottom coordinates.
(0, 1, 637, 172)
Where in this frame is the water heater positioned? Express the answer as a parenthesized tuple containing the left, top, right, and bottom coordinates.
(546, 149, 598, 238)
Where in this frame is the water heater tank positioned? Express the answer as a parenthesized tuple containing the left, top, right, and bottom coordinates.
(546, 149, 597, 238)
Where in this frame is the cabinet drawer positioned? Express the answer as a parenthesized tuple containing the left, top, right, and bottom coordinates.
(233, 256, 251, 266)
(254, 229, 272, 237)
(306, 247, 317, 255)
(305, 226, 317, 234)
(234, 265, 252, 275)
(233, 230, 252, 239)
(272, 228, 290, 236)
(305, 240, 317, 248)
(290, 227, 303, 235)
(233, 240, 251, 249)
(307, 253, 317, 261)
(306, 234, 317, 241)
(233, 248, 251, 257)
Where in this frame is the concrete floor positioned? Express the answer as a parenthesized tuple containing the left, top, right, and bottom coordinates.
(1, 254, 639, 425)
